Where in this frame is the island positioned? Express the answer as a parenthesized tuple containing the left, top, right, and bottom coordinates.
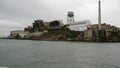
(7, 19, 120, 42)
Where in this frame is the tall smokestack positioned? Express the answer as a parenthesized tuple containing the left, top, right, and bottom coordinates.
(98, 0, 102, 30)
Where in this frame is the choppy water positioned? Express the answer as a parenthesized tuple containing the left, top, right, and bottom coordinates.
(0, 39, 120, 68)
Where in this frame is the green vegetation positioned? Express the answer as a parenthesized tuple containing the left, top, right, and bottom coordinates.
(98, 30, 106, 42)
(96, 30, 120, 42)
(15, 34, 22, 39)
(107, 31, 120, 42)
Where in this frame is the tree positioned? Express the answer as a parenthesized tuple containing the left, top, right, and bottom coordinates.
(98, 30, 106, 41)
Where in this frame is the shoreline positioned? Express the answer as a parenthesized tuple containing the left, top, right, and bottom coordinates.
(1, 38, 120, 43)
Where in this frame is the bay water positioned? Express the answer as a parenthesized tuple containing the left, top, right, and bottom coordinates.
(0, 39, 120, 68)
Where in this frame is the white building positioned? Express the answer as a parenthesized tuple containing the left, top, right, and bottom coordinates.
(10, 30, 29, 38)
(68, 20, 91, 31)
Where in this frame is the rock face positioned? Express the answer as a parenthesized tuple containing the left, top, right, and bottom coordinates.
(29, 26, 85, 41)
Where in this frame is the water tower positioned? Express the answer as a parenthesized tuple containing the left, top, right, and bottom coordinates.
(67, 11, 74, 24)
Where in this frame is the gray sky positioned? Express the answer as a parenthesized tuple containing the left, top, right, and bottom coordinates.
(0, 0, 120, 36)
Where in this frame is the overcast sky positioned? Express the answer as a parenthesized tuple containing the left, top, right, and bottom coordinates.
(0, 0, 120, 36)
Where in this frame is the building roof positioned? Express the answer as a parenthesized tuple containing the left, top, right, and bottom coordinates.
(68, 20, 91, 25)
